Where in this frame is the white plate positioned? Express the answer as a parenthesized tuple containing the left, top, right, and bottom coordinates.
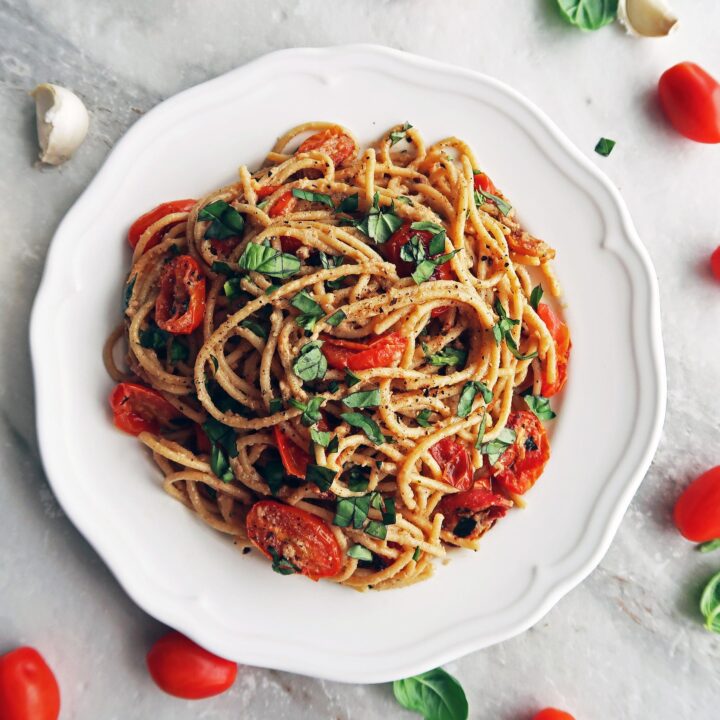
(30, 45, 666, 683)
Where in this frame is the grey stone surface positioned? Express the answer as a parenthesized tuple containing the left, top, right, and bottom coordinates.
(1, 0, 719, 717)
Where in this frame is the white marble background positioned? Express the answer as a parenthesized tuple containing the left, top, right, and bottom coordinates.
(2, 0, 720, 718)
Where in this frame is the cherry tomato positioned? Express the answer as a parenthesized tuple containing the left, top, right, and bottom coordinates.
(384, 223, 453, 282)
(532, 710, 575, 720)
(155, 255, 206, 335)
(429, 438, 474, 491)
(273, 425, 310, 479)
(493, 410, 550, 495)
(710, 246, 720, 281)
(473, 171, 499, 195)
(674, 466, 720, 542)
(658, 62, 720, 144)
(297, 127, 356, 167)
(128, 199, 196, 251)
(321, 332, 408, 371)
(146, 631, 237, 699)
(0, 646, 60, 720)
(438, 477, 512, 538)
(537, 303, 571, 397)
(110, 382, 181, 435)
(268, 190, 297, 218)
(256, 184, 281, 199)
(246, 500, 343, 580)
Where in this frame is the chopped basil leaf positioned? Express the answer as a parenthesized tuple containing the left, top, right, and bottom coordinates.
(199, 200, 245, 240)
(410, 221, 444, 234)
(340, 412, 385, 445)
(529, 284, 544, 311)
(212, 261, 234, 275)
(327, 436, 339, 453)
(423, 343, 468, 368)
(355, 192, 403, 244)
(288, 396, 324, 427)
(399, 234, 426, 265)
(698, 539, 720, 554)
(699, 569, 720, 633)
(318, 251, 346, 290)
(396, 195, 412, 205)
(525, 394, 557, 420)
(411, 249, 459, 285)
(256, 199, 270, 210)
(209, 355, 219, 372)
(239, 319, 268, 339)
(479, 427, 516, 466)
(291, 187, 334, 208)
(594, 137, 616, 157)
(223, 277, 243, 298)
(365, 520, 387, 540)
(505, 334, 538, 361)
(346, 465, 371, 492)
(237, 243, 300, 279)
(381, 497, 396, 525)
(475, 410, 488, 449)
(139, 324, 169, 350)
(412, 547, 422, 561)
(345, 368, 362, 387)
(169, 339, 189, 363)
(416, 409, 431, 428)
(333, 494, 372, 529)
(389, 122, 413, 146)
(492, 298, 535, 359)
(265, 283, 281, 295)
(347, 544, 373, 561)
(268, 546, 299, 575)
(335, 194, 359, 213)
(291, 290, 325, 332)
(306, 463, 335, 491)
(123, 276, 136, 309)
(393, 668, 468, 720)
(326, 309, 346, 327)
(457, 381, 491, 418)
(202, 417, 239, 458)
(293, 341, 327, 382)
(556, 0, 618, 30)
(328, 380, 340, 394)
(310, 426, 334, 448)
(453, 517, 477, 538)
(210, 444, 234, 483)
(342, 389, 381, 409)
(474, 188, 512, 216)
(268, 398, 283, 414)
(428, 231, 446, 256)
(258, 457, 285, 495)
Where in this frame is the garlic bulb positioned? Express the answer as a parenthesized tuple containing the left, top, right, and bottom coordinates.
(618, 0, 678, 37)
(31, 83, 89, 165)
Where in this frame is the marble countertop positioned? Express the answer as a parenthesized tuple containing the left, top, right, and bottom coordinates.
(2, 0, 719, 717)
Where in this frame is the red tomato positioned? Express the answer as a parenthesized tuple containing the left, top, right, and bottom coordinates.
(429, 438, 474, 491)
(246, 500, 343, 580)
(0, 646, 60, 720)
(493, 410, 550, 495)
(128, 199, 196, 251)
(110, 382, 181, 435)
(146, 631, 237, 699)
(321, 332, 408, 371)
(273, 425, 310, 479)
(710, 246, 720, 281)
(268, 190, 297, 218)
(537, 303, 571, 397)
(155, 255, 206, 335)
(438, 477, 512, 537)
(384, 223, 454, 282)
(297, 127, 356, 166)
(658, 62, 720, 143)
(473, 171, 499, 195)
(674, 466, 720, 542)
(532, 710, 575, 720)
(256, 184, 282, 199)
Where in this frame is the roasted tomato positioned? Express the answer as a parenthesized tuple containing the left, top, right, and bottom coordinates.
(674, 466, 720, 542)
(128, 199, 196, 252)
(273, 425, 310, 479)
(146, 631, 237, 699)
(297, 127, 356, 167)
(110, 382, 180, 435)
(711, 246, 720, 281)
(473, 171, 499, 195)
(537, 303, 571, 397)
(0, 647, 60, 720)
(429, 438, 474, 491)
(384, 222, 453, 282)
(268, 190, 298, 218)
(492, 410, 550, 495)
(438, 476, 512, 540)
(155, 255, 206, 334)
(246, 500, 343, 580)
(321, 332, 408, 371)
(532, 710, 575, 720)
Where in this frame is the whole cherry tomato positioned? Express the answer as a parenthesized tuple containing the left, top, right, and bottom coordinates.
(532, 709, 575, 720)
(658, 62, 720, 143)
(321, 332, 408, 371)
(0, 646, 60, 720)
(246, 500, 343, 580)
(155, 255, 206, 335)
(674, 466, 720, 542)
(128, 199, 196, 251)
(110, 382, 181, 435)
(273, 425, 310, 479)
(297, 127, 356, 166)
(146, 631, 237, 699)
(429, 438, 474, 491)
(537, 303, 571, 397)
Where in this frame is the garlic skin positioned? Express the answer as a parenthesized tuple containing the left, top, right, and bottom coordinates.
(618, 0, 678, 37)
(31, 83, 90, 165)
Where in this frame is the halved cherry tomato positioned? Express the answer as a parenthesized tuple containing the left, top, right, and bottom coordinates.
(146, 631, 237, 699)
(429, 438, 474, 491)
(710, 246, 720, 281)
(384, 223, 454, 282)
(438, 476, 512, 538)
(246, 499, 343, 580)
(658, 62, 720, 144)
(492, 410, 550, 495)
(297, 127, 355, 167)
(155, 255, 206, 335)
(128, 199, 196, 251)
(268, 190, 297, 218)
(273, 426, 310, 479)
(537, 303, 571, 397)
(256, 185, 281, 199)
(473, 171, 499, 195)
(110, 382, 180, 435)
(321, 332, 408, 371)
(532, 710, 575, 720)
(0, 647, 60, 720)
(674, 466, 720, 542)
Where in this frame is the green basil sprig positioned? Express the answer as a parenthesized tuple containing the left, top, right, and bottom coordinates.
(556, 0, 618, 30)
(199, 200, 245, 240)
(393, 668, 469, 720)
(700, 570, 720, 633)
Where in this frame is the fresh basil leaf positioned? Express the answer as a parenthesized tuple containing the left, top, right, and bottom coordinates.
(698, 539, 720, 554)
(505, 334, 538, 361)
(326, 309, 346, 327)
(139, 324, 169, 350)
(410, 221, 444, 234)
(396, 195, 412, 205)
(123, 276, 136, 309)
(345, 368, 362, 387)
(411, 250, 459, 285)
(340, 412, 385, 445)
(310, 426, 333, 448)
(203, 417, 238, 458)
(479, 427, 517, 466)
(239, 319, 268, 339)
(347, 544, 373, 561)
(223, 277, 243, 299)
(268, 398, 283, 414)
(416, 409, 432, 428)
(199, 200, 245, 240)
(268, 546, 299, 575)
(400, 235, 427, 265)
(327, 436, 339, 453)
(288, 396, 324, 427)
(291, 290, 325, 332)
(212, 261, 234, 275)
(293, 341, 327, 382)
(346, 465, 371, 492)
(265, 283, 281, 295)
(700, 569, 720, 633)
(319, 251, 344, 270)
(258, 457, 285, 495)
(333, 494, 372, 529)
(237, 243, 300, 279)
(412, 547, 422, 561)
(428, 231, 446, 256)
(355, 192, 403, 244)
(556, 0, 618, 31)
(393, 668, 469, 720)
(342, 389, 381, 409)
(256, 199, 270, 211)
(365, 520, 387, 540)
(474, 410, 488, 449)
(595, 137, 616, 156)
(292, 187, 334, 209)
(209, 355, 219, 373)
(210, 444, 234, 483)
(169, 339, 189, 363)
(327, 380, 340, 394)
(335, 194, 359, 213)
(389, 122, 412, 146)
(525, 394, 557, 420)
(474, 188, 512, 216)
(457, 381, 489, 418)
(381, 496, 396, 524)
(529, 284, 544, 311)
(453, 517, 477, 538)
(423, 344, 468, 368)
(306, 463, 335, 491)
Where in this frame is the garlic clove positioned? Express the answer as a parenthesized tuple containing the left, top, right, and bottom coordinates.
(618, 0, 678, 37)
(31, 83, 90, 165)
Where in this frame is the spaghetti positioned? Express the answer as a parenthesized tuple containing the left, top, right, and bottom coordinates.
(104, 122, 571, 591)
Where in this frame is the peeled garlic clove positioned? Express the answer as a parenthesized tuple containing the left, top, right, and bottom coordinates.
(618, 0, 678, 37)
(31, 83, 89, 165)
